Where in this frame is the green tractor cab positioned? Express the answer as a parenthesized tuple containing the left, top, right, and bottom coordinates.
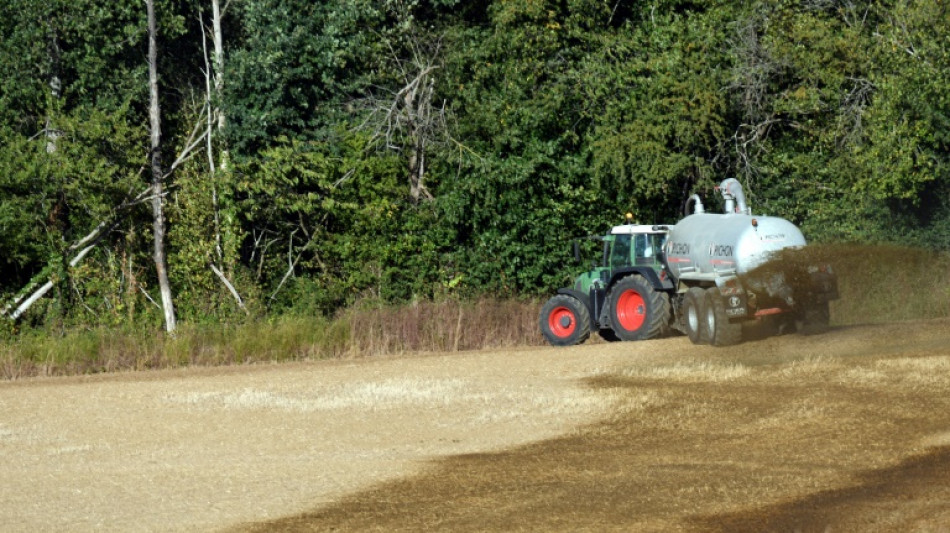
(540, 223, 673, 346)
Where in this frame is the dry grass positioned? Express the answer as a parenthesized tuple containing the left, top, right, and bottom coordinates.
(0, 298, 542, 380)
(159, 377, 645, 427)
(344, 297, 543, 356)
(241, 318, 950, 532)
(617, 360, 752, 382)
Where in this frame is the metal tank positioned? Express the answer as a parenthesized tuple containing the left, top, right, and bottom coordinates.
(664, 179, 806, 279)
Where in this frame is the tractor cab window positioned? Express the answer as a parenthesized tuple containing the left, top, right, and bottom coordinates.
(637, 233, 666, 265)
(635, 234, 653, 259)
(624, 233, 666, 265)
(634, 233, 665, 264)
(609, 234, 632, 268)
(608, 233, 666, 268)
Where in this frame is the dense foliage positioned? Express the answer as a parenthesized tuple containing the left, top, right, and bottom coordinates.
(2, 0, 948, 330)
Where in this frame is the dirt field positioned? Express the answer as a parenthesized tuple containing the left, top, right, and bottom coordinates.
(3, 318, 950, 532)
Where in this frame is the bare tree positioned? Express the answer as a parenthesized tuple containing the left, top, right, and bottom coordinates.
(725, 11, 786, 187)
(201, 8, 223, 261)
(835, 76, 875, 148)
(200, 1, 246, 314)
(359, 30, 449, 204)
(201, 0, 228, 175)
(147, 0, 177, 333)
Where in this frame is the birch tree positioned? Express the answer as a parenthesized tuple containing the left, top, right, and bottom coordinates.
(201, 0, 247, 313)
(147, 0, 177, 333)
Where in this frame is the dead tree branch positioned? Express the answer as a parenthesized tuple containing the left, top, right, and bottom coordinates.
(1, 186, 154, 321)
(355, 30, 449, 203)
(210, 262, 248, 314)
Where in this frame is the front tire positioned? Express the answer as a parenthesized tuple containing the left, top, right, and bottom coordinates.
(606, 276, 669, 341)
(540, 294, 591, 346)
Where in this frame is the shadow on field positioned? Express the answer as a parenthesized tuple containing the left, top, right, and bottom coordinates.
(695, 447, 950, 532)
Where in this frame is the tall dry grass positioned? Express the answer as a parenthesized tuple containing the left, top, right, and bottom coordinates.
(0, 298, 543, 380)
(344, 298, 543, 356)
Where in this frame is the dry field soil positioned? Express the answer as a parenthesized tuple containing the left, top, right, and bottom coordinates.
(3, 318, 950, 531)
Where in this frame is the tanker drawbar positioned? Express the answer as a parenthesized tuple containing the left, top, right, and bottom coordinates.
(539, 179, 839, 347)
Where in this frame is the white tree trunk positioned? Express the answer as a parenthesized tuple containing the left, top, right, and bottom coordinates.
(147, 0, 177, 333)
(0, 187, 152, 321)
(211, 0, 228, 258)
(201, 11, 223, 262)
(9, 242, 98, 321)
(46, 25, 62, 154)
(211, 0, 226, 152)
(203, 2, 234, 285)
(210, 263, 248, 314)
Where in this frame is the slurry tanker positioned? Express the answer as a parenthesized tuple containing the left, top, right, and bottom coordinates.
(540, 178, 839, 346)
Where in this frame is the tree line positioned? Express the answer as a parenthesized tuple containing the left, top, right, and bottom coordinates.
(1, 0, 948, 333)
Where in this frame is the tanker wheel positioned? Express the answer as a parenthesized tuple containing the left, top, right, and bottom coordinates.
(797, 301, 830, 336)
(539, 294, 591, 346)
(704, 287, 743, 346)
(606, 276, 669, 342)
(683, 287, 708, 345)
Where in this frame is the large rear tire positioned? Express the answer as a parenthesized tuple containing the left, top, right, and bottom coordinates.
(798, 301, 830, 336)
(704, 287, 743, 346)
(683, 287, 708, 345)
(606, 276, 669, 341)
(539, 294, 591, 346)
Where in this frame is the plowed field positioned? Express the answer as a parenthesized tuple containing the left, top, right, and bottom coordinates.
(3, 318, 950, 532)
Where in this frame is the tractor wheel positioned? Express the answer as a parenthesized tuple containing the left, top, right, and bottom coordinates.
(606, 276, 669, 341)
(658, 292, 675, 337)
(704, 287, 743, 346)
(683, 287, 708, 345)
(539, 294, 591, 346)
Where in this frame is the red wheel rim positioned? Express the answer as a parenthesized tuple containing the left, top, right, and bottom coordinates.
(547, 306, 576, 338)
(616, 290, 646, 331)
